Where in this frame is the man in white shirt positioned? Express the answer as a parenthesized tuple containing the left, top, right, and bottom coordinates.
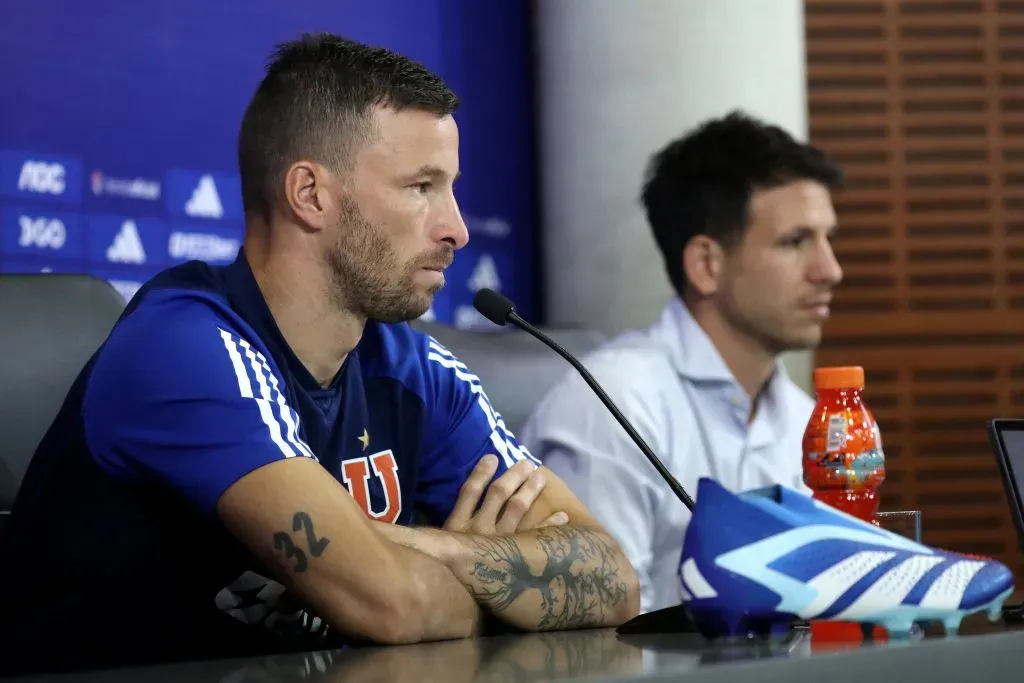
(519, 112, 845, 613)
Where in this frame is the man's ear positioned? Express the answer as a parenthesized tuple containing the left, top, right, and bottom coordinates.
(282, 160, 335, 232)
(682, 235, 726, 297)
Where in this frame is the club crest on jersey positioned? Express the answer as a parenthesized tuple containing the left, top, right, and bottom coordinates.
(340, 449, 402, 524)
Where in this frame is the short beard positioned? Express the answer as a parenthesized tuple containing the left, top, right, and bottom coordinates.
(324, 198, 443, 323)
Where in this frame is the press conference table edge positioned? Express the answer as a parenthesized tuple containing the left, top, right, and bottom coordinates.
(7, 625, 1024, 683)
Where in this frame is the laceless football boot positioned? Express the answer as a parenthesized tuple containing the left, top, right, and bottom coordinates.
(678, 478, 1014, 639)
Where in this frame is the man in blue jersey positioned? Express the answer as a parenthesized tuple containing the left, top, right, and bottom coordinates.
(0, 34, 639, 675)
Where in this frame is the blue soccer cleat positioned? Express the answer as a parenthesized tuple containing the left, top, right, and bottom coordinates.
(678, 477, 1015, 639)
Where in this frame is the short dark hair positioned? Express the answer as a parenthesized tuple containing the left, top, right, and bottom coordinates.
(640, 111, 843, 295)
(238, 33, 459, 220)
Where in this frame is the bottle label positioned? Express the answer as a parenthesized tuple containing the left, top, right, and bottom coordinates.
(826, 415, 847, 453)
(806, 448, 886, 483)
(805, 409, 886, 491)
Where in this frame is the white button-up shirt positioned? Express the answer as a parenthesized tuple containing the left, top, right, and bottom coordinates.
(519, 298, 814, 613)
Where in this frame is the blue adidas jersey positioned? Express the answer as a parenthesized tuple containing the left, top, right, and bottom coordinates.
(0, 250, 538, 675)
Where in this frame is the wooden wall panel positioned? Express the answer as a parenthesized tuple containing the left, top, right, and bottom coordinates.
(805, 0, 1024, 575)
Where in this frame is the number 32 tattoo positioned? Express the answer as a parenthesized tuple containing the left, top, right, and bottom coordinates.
(273, 512, 331, 573)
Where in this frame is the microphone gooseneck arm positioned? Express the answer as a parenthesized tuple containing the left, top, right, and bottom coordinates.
(471, 288, 695, 512)
(505, 310, 695, 511)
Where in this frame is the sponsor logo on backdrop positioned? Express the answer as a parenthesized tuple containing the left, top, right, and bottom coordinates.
(107, 278, 145, 302)
(86, 215, 166, 268)
(106, 219, 147, 264)
(185, 174, 224, 219)
(90, 170, 161, 201)
(0, 150, 83, 204)
(465, 215, 511, 240)
(467, 253, 501, 293)
(18, 160, 66, 195)
(92, 268, 156, 303)
(1, 207, 82, 259)
(168, 222, 243, 264)
(18, 214, 66, 250)
(454, 252, 504, 330)
(168, 230, 239, 263)
(454, 305, 490, 329)
(165, 169, 240, 220)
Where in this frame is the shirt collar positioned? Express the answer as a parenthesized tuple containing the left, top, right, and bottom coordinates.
(654, 298, 791, 433)
(656, 297, 787, 385)
(222, 246, 328, 392)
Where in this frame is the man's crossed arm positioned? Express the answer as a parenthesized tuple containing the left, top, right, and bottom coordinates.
(218, 456, 640, 644)
(375, 456, 639, 632)
(89, 313, 638, 645)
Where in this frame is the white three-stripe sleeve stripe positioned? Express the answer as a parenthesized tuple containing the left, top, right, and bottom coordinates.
(426, 337, 537, 467)
(255, 352, 316, 459)
(218, 328, 314, 460)
(427, 341, 481, 387)
(220, 329, 254, 398)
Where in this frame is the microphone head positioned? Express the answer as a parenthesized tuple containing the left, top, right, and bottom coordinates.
(473, 288, 516, 326)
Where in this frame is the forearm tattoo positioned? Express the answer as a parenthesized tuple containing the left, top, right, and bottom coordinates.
(465, 526, 629, 630)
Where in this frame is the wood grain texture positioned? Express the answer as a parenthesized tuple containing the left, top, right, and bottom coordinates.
(806, 0, 1024, 577)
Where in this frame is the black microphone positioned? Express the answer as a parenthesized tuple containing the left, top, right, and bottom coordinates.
(473, 288, 695, 511)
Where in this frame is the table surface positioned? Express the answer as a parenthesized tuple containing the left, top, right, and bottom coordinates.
(12, 611, 1024, 683)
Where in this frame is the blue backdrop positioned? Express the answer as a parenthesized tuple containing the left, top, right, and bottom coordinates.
(0, 0, 538, 326)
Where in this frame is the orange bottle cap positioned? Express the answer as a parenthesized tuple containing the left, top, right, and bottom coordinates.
(814, 366, 865, 390)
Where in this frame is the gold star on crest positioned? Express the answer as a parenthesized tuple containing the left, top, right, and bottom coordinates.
(358, 429, 370, 451)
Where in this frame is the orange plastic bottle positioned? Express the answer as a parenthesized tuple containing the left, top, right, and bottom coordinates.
(802, 366, 885, 523)
(803, 366, 888, 647)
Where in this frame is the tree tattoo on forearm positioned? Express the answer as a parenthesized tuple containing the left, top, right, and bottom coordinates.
(464, 526, 629, 630)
